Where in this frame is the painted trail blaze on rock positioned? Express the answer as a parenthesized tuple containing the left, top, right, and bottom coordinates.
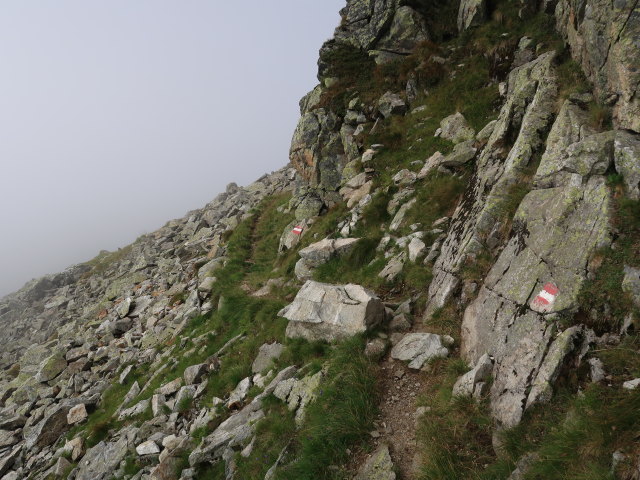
(530, 283, 559, 313)
(292, 226, 304, 235)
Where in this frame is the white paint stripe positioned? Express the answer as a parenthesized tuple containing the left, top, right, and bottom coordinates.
(537, 289, 556, 303)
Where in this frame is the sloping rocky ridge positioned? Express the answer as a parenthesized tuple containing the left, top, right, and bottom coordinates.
(0, 0, 639, 479)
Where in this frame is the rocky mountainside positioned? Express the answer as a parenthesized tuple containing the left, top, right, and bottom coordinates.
(0, 0, 639, 479)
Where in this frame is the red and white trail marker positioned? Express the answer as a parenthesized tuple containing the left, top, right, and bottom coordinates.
(530, 282, 559, 313)
(292, 226, 304, 236)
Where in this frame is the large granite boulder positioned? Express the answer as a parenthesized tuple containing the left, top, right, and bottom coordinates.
(280, 281, 385, 342)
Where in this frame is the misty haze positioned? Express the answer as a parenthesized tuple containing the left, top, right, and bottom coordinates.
(0, 1, 343, 297)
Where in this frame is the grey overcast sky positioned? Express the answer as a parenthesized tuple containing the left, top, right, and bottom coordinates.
(0, 1, 344, 297)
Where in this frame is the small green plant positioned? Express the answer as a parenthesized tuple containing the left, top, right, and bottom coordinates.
(588, 102, 612, 131)
(176, 394, 194, 413)
(123, 454, 142, 476)
(606, 173, 625, 186)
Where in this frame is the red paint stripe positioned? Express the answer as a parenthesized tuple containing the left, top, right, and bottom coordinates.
(535, 296, 550, 305)
(543, 283, 559, 295)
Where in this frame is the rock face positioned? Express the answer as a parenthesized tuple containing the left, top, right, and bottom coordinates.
(280, 281, 385, 342)
(289, 109, 345, 191)
(459, 91, 612, 426)
(458, 0, 486, 31)
(555, 0, 640, 132)
(425, 52, 559, 318)
(330, 0, 427, 56)
(1, 1, 639, 477)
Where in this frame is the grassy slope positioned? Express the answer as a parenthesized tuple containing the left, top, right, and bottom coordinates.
(63, 2, 640, 479)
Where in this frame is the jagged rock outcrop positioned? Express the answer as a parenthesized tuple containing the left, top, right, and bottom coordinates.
(330, 0, 428, 62)
(289, 109, 346, 191)
(425, 51, 559, 318)
(555, 0, 640, 132)
(289, 0, 436, 206)
(460, 86, 614, 427)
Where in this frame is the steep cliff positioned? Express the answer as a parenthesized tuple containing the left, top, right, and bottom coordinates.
(0, 1, 639, 479)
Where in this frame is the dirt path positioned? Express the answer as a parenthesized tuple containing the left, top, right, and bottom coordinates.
(372, 352, 429, 479)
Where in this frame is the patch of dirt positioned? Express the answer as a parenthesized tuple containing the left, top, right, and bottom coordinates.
(372, 355, 430, 479)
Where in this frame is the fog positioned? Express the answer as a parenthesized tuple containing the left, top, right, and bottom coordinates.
(0, 1, 344, 297)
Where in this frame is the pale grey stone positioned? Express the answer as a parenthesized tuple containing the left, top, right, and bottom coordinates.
(355, 444, 396, 480)
(252, 343, 284, 374)
(452, 353, 493, 397)
(136, 440, 160, 456)
(439, 112, 475, 143)
(458, 0, 486, 31)
(280, 281, 385, 342)
(391, 333, 453, 370)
